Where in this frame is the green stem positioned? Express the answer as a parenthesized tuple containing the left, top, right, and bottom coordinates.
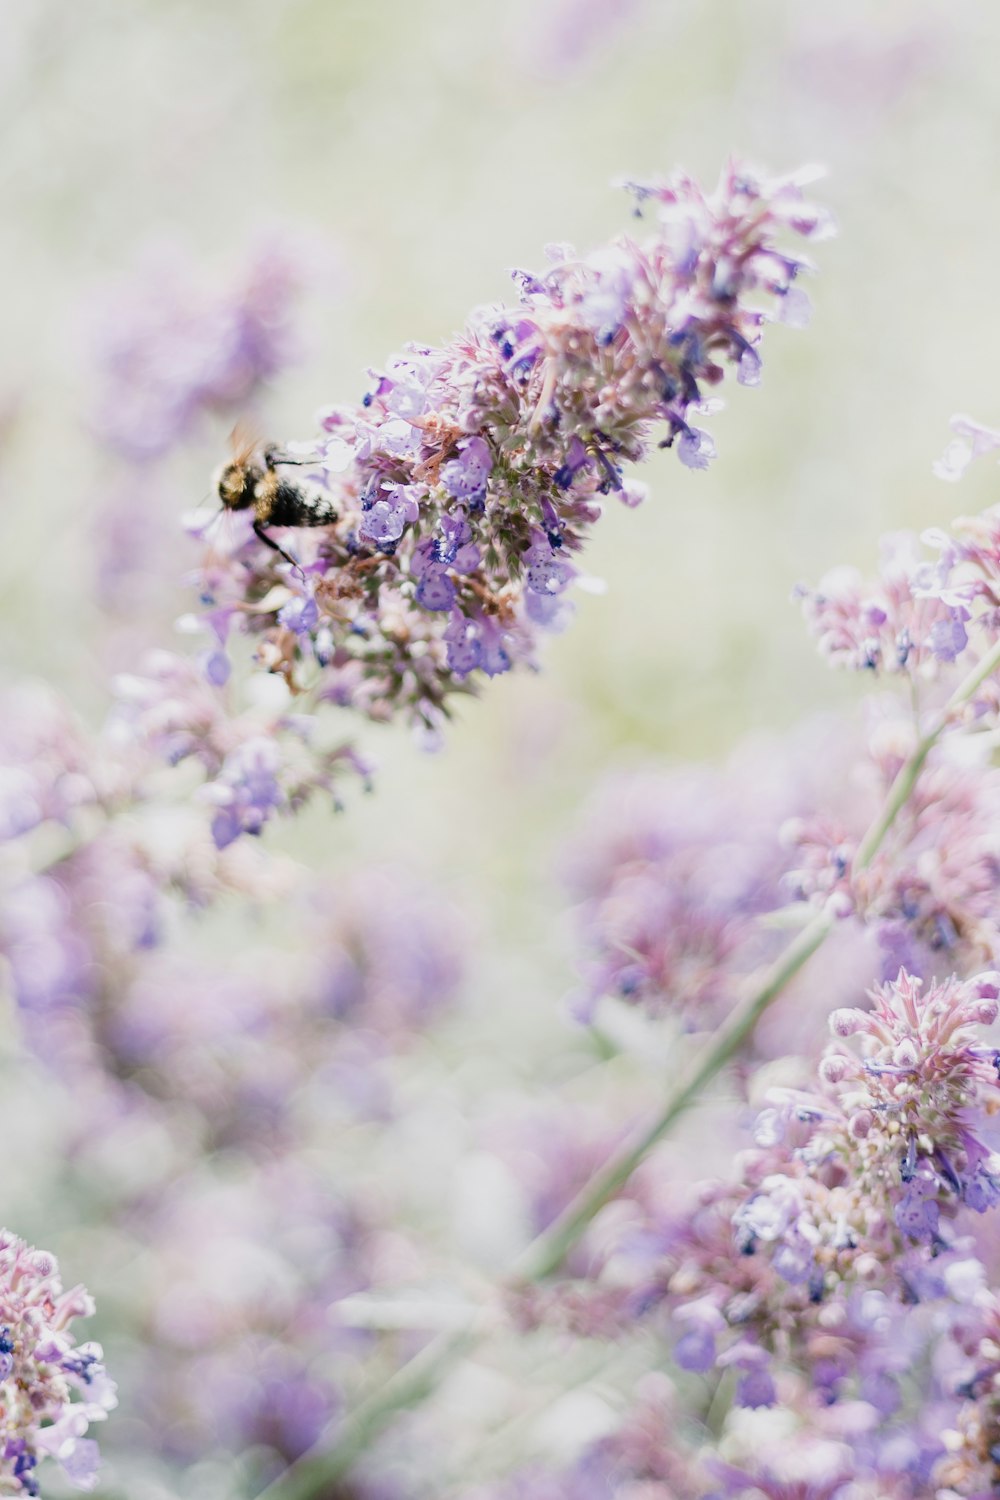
(254, 1330, 477, 1500)
(511, 907, 833, 1283)
(854, 634, 1000, 871)
(255, 639, 1000, 1500)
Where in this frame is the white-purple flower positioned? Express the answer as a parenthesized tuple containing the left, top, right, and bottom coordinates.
(0, 1234, 114, 1496)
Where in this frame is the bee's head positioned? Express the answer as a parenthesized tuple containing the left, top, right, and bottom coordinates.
(216, 461, 255, 510)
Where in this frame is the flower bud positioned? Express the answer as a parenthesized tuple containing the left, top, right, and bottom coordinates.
(892, 1038, 919, 1070)
(830, 1008, 866, 1037)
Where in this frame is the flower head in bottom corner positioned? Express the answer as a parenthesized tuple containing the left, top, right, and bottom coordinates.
(0, 1233, 114, 1495)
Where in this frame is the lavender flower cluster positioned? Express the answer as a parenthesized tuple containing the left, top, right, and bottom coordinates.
(796, 424, 1000, 711)
(109, 647, 369, 848)
(663, 970, 1000, 1389)
(189, 163, 830, 740)
(562, 725, 853, 1029)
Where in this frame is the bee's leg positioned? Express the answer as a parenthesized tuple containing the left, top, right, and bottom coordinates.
(253, 521, 304, 576)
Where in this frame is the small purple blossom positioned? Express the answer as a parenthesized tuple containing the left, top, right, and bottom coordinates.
(894, 1181, 940, 1242)
(278, 591, 320, 635)
(677, 425, 717, 469)
(416, 567, 457, 612)
(673, 1298, 724, 1372)
(357, 485, 419, 548)
(928, 611, 969, 662)
(440, 436, 492, 502)
(523, 537, 574, 596)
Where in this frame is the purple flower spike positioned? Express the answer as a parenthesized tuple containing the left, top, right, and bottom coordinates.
(192, 161, 827, 736)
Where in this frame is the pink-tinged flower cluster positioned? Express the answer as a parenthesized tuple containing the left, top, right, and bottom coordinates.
(554, 971, 1000, 1432)
(85, 234, 322, 463)
(649, 1173, 920, 1415)
(794, 531, 966, 678)
(192, 162, 830, 738)
(562, 732, 835, 1026)
(796, 424, 1000, 714)
(0, 1231, 115, 1496)
(727, 971, 1000, 1324)
(784, 724, 1000, 981)
(820, 970, 1000, 1243)
(109, 649, 370, 847)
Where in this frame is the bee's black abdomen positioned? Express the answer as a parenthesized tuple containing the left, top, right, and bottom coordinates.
(300, 492, 339, 526)
(263, 479, 307, 527)
(266, 479, 338, 528)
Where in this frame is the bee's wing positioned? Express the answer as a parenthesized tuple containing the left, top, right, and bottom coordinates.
(227, 417, 265, 468)
(204, 505, 256, 557)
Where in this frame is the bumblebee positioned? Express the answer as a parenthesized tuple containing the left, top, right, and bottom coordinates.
(216, 425, 338, 566)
